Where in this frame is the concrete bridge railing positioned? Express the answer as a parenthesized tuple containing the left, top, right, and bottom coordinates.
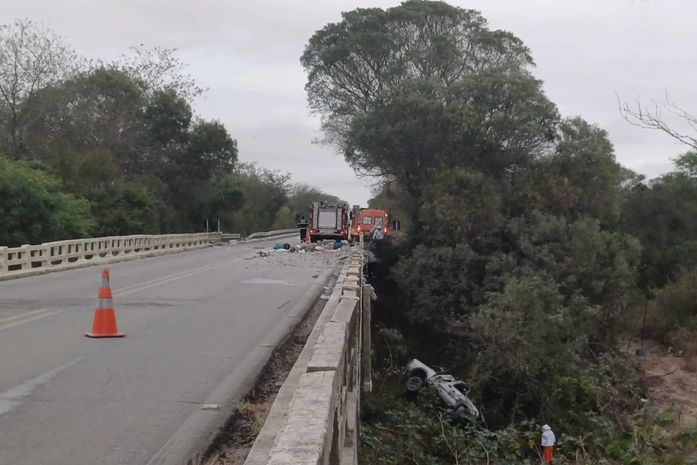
(0, 227, 303, 281)
(245, 248, 372, 465)
(0, 232, 221, 280)
(245, 229, 298, 240)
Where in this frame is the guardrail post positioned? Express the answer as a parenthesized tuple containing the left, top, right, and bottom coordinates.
(0, 246, 7, 273)
(20, 245, 32, 271)
(40, 244, 50, 267)
(361, 283, 372, 393)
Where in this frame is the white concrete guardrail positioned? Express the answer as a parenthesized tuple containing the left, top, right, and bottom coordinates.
(245, 229, 298, 240)
(244, 245, 372, 465)
(0, 232, 221, 281)
(0, 227, 304, 281)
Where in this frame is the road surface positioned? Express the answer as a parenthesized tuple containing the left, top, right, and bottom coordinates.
(0, 237, 336, 465)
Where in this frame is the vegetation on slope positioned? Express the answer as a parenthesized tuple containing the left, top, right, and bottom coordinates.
(302, 1, 697, 463)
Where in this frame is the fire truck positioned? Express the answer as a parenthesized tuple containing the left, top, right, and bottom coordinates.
(308, 201, 350, 242)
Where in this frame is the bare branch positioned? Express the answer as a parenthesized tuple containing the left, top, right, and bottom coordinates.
(0, 19, 81, 155)
(437, 413, 459, 465)
(113, 45, 205, 102)
(617, 90, 697, 150)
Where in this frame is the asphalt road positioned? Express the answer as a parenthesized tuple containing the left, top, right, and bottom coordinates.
(0, 237, 334, 465)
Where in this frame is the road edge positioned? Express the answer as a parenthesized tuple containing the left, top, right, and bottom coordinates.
(145, 266, 335, 465)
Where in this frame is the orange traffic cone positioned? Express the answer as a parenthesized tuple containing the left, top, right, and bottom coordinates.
(86, 268, 124, 338)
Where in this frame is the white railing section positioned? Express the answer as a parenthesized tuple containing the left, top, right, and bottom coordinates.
(245, 229, 297, 240)
(0, 232, 221, 277)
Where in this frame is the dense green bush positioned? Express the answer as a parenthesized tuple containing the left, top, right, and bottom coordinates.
(646, 269, 697, 353)
(0, 156, 94, 246)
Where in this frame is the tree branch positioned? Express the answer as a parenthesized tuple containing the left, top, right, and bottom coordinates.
(617, 91, 697, 150)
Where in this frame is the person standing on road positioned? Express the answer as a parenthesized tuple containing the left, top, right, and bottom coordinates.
(364, 243, 378, 277)
(297, 215, 309, 242)
(541, 424, 556, 463)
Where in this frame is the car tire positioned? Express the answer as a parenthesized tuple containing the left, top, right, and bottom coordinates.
(452, 400, 478, 422)
(452, 405, 466, 422)
(405, 375, 424, 393)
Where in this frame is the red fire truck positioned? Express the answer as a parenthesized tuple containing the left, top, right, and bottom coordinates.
(308, 201, 350, 242)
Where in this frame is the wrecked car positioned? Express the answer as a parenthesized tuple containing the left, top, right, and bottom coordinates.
(404, 358, 479, 422)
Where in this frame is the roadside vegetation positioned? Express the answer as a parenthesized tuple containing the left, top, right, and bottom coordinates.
(302, 1, 697, 463)
(0, 19, 340, 247)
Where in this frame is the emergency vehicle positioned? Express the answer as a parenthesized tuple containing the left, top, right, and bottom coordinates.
(308, 201, 350, 242)
(350, 207, 389, 241)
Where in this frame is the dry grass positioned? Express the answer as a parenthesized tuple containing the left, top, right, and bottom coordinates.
(631, 340, 697, 426)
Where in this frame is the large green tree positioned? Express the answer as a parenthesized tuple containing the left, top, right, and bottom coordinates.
(302, 0, 557, 192)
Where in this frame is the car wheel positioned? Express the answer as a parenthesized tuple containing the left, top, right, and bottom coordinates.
(452, 400, 478, 422)
(452, 405, 467, 422)
(405, 375, 424, 393)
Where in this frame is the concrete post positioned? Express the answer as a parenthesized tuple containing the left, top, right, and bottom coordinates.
(361, 284, 372, 393)
(0, 246, 7, 273)
(40, 244, 50, 268)
(20, 245, 31, 271)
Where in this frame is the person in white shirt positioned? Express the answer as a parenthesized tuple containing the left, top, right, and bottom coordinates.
(541, 424, 556, 463)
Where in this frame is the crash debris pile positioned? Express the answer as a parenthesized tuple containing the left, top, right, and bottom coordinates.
(256, 239, 351, 257)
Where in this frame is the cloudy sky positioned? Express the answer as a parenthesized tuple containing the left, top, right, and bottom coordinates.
(4, 0, 696, 205)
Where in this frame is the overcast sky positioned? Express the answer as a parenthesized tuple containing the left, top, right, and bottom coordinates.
(4, 0, 696, 205)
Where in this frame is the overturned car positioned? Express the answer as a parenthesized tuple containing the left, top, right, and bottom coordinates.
(404, 358, 479, 422)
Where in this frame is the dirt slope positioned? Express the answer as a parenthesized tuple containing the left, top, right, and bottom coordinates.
(633, 341, 697, 426)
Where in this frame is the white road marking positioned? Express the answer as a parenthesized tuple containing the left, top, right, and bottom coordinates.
(114, 264, 223, 297)
(0, 310, 61, 332)
(91, 259, 236, 299)
(241, 278, 296, 286)
(0, 308, 52, 324)
(0, 357, 82, 417)
(0, 252, 247, 331)
(113, 265, 217, 295)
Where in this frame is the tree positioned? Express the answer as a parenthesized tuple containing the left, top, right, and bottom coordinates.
(621, 152, 697, 286)
(0, 156, 93, 246)
(302, 1, 557, 192)
(540, 117, 625, 223)
(673, 150, 697, 178)
(368, 179, 417, 234)
(302, 1, 533, 141)
(23, 67, 147, 171)
(114, 45, 204, 103)
(144, 88, 192, 146)
(417, 168, 503, 245)
(0, 19, 80, 157)
(184, 175, 245, 231)
(226, 164, 290, 234)
(392, 243, 479, 328)
(286, 184, 342, 220)
(89, 178, 169, 236)
(182, 120, 238, 180)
